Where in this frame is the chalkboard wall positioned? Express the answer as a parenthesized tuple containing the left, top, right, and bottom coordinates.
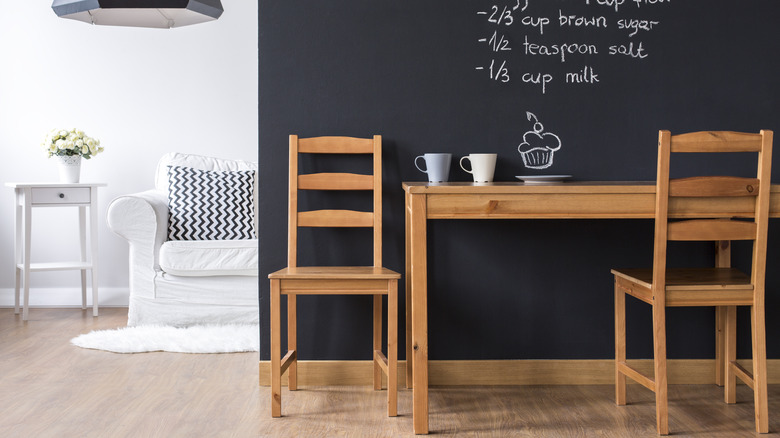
(258, 0, 780, 362)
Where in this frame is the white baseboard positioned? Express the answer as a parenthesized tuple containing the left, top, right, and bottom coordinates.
(0, 287, 129, 308)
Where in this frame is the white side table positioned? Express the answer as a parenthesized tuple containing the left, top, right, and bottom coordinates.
(5, 183, 106, 321)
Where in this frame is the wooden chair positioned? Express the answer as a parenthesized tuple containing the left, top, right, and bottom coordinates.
(612, 130, 772, 434)
(268, 135, 401, 417)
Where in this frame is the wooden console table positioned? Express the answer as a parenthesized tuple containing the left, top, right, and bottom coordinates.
(403, 181, 780, 434)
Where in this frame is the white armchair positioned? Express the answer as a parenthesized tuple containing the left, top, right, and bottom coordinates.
(107, 152, 259, 326)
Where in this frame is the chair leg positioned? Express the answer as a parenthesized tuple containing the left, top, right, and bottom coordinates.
(288, 294, 298, 391)
(751, 304, 769, 433)
(714, 240, 731, 387)
(270, 279, 282, 417)
(715, 306, 726, 386)
(614, 279, 626, 406)
(373, 294, 383, 391)
(652, 301, 669, 435)
(724, 305, 737, 404)
(388, 280, 398, 417)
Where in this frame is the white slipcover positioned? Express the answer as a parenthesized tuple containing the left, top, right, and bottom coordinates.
(159, 239, 258, 276)
(107, 152, 259, 326)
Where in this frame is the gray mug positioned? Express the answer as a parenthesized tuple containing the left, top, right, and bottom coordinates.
(415, 153, 452, 183)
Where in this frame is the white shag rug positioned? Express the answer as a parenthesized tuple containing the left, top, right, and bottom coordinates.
(70, 324, 259, 354)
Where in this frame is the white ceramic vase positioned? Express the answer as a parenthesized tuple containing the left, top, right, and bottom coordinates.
(56, 155, 81, 183)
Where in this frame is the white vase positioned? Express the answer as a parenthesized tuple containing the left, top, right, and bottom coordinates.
(56, 155, 81, 183)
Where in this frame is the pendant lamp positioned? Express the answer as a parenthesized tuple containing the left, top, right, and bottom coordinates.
(52, 0, 223, 29)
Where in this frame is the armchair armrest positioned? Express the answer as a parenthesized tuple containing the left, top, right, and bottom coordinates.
(107, 189, 169, 298)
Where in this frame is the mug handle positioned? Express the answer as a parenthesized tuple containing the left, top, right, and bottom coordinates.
(414, 155, 428, 173)
(460, 156, 473, 174)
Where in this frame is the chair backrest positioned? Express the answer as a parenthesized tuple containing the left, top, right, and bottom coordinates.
(653, 130, 773, 294)
(287, 135, 383, 268)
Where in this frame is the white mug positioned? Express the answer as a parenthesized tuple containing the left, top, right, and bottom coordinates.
(415, 153, 452, 183)
(459, 153, 497, 183)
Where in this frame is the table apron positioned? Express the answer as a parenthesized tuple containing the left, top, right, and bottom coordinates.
(424, 193, 766, 219)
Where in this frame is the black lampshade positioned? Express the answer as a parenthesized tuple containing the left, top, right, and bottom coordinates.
(52, 0, 223, 28)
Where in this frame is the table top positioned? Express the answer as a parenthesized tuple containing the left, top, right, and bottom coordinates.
(5, 182, 107, 188)
(403, 181, 780, 193)
(403, 181, 655, 193)
(403, 181, 780, 219)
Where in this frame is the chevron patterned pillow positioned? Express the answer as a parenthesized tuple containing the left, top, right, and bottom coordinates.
(167, 165, 256, 240)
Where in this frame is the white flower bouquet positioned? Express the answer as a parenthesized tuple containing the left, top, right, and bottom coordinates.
(43, 128, 104, 159)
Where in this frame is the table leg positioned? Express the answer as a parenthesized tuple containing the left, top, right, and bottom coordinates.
(79, 205, 87, 310)
(13, 190, 22, 315)
(409, 192, 429, 434)
(90, 189, 99, 316)
(714, 240, 731, 386)
(22, 188, 31, 321)
(405, 189, 413, 389)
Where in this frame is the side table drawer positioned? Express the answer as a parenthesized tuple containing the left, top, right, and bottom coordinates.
(31, 187, 90, 204)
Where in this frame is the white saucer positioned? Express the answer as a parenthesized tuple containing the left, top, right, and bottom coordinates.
(515, 175, 572, 184)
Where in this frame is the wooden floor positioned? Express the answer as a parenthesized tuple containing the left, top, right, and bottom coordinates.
(1, 308, 778, 437)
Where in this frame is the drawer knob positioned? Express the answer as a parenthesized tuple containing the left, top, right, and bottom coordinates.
(58, 193, 65, 199)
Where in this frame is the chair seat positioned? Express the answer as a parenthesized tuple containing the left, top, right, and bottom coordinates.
(269, 266, 401, 280)
(612, 267, 753, 306)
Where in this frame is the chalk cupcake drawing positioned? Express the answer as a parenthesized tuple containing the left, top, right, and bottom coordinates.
(517, 112, 562, 169)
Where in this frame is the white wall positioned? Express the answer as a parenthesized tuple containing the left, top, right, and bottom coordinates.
(0, 1, 257, 307)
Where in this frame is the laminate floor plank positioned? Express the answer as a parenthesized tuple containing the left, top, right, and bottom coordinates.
(1, 308, 777, 437)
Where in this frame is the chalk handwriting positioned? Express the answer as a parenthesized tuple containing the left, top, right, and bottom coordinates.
(522, 15, 550, 35)
(585, 0, 626, 13)
(584, 0, 669, 13)
(479, 30, 512, 52)
(608, 41, 648, 58)
(631, 0, 671, 7)
(488, 4, 514, 26)
(476, 59, 511, 82)
(559, 11, 608, 28)
(617, 18, 660, 37)
(523, 36, 599, 63)
(490, 59, 511, 82)
(517, 0, 528, 12)
(474, 0, 668, 90)
(566, 65, 599, 84)
(522, 72, 553, 93)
